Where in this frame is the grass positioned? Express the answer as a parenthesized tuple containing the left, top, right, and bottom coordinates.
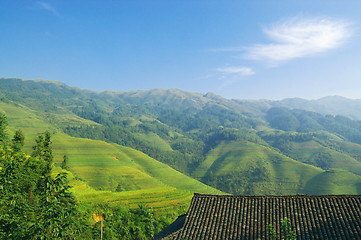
(0, 101, 221, 210)
(194, 141, 325, 194)
(195, 140, 361, 195)
(0, 101, 55, 141)
(133, 132, 173, 151)
(54, 167, 193, 209)
(333, 141, 361, 162)
(3, 98, 361, 208)
(304, 169, 361, 195)
(288, 140, 361, 176)
(114, 144, 222, 194)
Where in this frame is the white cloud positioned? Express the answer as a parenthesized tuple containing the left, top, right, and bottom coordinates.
(37, 1, 60, 17)
(216, 66, 255, 76)
(215, 66, 255, 88)
(246, 17, 352, 64)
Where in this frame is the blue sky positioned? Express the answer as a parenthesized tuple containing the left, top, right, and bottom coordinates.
(1, 1, 361, 100)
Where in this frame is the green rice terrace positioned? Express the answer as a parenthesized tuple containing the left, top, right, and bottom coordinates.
(0, 100, 222, 210)
(0, 99, 222, 239)
(2, 79, 361, 239)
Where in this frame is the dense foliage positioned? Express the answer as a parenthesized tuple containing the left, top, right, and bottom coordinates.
(0, 114, 81, 239)
(1, 78, 361, 196)
(0, 114, 167, 239)
(268, 218, 297, 240)
(266, 107, 361, 144)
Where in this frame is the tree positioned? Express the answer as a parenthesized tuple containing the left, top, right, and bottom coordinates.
(32, 130, 53, 176)
(30, 172, 81, 239)
(0, 113, 7, 141)
(12, 129, 24, 152)
(0, 126, 88, 239)
(268, 218, 297, 240)
(61, 154, 70, 170)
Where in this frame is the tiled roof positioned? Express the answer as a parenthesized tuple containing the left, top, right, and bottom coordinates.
(153, 215, 186, 240)
(156, 193, 361, 239)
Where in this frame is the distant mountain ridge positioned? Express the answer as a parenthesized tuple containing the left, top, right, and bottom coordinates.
(273, 96, 361, 120)
(3, 78, 360, 120)
(1, 77, 361, 196)
(0, 79, 223, 211)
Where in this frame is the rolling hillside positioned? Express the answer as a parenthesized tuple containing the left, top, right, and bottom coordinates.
(0, 99, 222, 211)
(1, 78, 361, 196)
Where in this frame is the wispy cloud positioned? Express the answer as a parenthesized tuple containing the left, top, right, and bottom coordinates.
(37, 1, 60, 17)
(246, 16, 352, 64)
(216, 66, 255, 76)
(214, 66, 255, 88)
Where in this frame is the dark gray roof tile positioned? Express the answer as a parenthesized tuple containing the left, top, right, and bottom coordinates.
(157, 193, 361, 240)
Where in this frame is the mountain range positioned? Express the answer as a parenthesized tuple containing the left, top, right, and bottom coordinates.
(1, 77, 361, 203)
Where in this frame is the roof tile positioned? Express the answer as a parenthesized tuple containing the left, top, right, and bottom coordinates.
(157, 194, 361, 240)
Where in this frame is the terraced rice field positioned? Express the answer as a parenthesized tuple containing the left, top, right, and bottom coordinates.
(1, 101, 222, 210)
(193, 141, 323, 194)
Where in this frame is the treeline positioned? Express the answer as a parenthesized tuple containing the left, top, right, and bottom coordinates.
(64, 100, 261, 174)
(203, 162, 270, 195)
(266, 107, 361, 144)
(64, 123, 204, 173)
(0, 114, 166, 239)
(4, 79, 361, 196)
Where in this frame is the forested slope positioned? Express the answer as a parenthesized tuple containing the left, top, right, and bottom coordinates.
(0, 99, 221, 208)
(1, 78, 361, 196)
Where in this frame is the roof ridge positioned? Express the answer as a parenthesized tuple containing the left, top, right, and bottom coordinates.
(193, 193, 361, 198)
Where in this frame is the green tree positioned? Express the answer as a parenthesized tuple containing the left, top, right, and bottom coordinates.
(0, 134, 43, 238)
(0, 113, 7, 141)
(61, 154, 70, 170)
(11, 129, 24, 152)
(0, 125, 88, 239)
(32, 131, 53, 176)
(268, 218, 297, 240)
(30, 172, 81, 239)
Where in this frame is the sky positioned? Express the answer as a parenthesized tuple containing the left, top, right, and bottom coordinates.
(1, 0, 361, 100)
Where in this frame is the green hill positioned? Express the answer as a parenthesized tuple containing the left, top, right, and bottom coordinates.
(261, 131, 361, 174)
(0, 100, 222, 211)
(194, 141, 323, 195)
(2, 78, 361, 197)
(283, 140, 361, 174)
(304, 169, 361, 195)
(275, 96, 361, 121)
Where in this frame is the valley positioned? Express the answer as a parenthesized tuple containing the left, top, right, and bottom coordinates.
(1, 78, 361, 238)
(2, 78, 361, 197)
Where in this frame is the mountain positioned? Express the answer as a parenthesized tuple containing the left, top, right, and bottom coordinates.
(250, 96, 361, 120)
(235, 96, 361, 121)
(0, 85, 222, 212)
(1, 77, 361, 197)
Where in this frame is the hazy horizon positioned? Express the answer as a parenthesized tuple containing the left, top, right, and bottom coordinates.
(1, 1, 361, 100)
(3, 77, 361, 102)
